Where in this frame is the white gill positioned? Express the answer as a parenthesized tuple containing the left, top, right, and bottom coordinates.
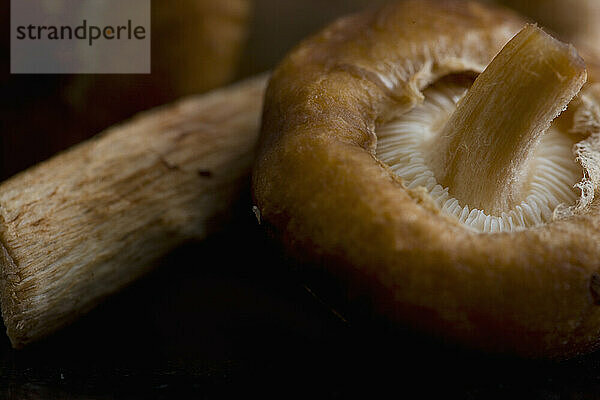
(376, 82, 582, 233)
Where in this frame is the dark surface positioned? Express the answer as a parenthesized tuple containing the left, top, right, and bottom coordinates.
(2, 202, 600, 399)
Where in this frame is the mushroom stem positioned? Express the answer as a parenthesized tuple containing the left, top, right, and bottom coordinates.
(0, 74, 268, 348)
(430, 24, 586, 214)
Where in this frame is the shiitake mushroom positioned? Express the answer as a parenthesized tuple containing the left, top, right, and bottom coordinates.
(252, 0, 600, 358)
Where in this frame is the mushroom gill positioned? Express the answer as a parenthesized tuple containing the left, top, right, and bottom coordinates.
(376, 79, 583, 232)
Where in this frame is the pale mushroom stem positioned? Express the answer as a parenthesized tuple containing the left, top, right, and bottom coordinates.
(430, 24, 587, 214)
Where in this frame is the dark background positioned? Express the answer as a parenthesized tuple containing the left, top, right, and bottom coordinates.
(3, 0, 600, 398)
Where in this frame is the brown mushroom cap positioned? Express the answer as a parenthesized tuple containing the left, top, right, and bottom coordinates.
(252, 0, 600, 358)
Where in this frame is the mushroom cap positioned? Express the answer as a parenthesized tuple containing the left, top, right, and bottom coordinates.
(252, 0, 600, 358)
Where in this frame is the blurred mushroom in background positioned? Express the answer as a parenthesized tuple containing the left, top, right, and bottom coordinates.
(492, 0, 600, 56)
(239, 0, 389, 77)
(1, 0, 251, 180)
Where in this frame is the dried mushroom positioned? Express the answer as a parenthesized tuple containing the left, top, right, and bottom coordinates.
(252, 0, 600, 358)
